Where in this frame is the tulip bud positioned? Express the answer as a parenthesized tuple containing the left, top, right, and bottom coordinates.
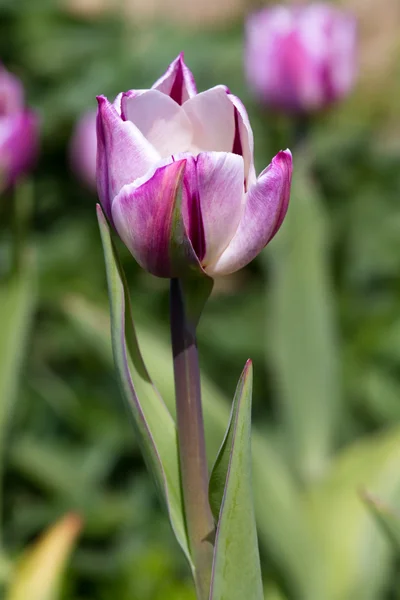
(245, 3, 357, 114)
(0, 64, 39, 190)
(69, 110, 97, 189)
(96, 53, 292, 278)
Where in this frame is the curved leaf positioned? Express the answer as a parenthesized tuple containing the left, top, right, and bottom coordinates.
(209, 361, 263, 600)
(307, 425, 400, 600)
(97, 206, 191, 569)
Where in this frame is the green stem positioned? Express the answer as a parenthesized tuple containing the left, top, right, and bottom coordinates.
(10, 178, 33, 276)
(169, 278, 215, 600)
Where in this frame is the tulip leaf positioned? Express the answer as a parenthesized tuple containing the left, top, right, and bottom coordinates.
(267, 153, 340, 483)
(209, 360, 263, 600)
(63, 294, 325, 600)
(6, 513, 81, 600)
(306, 425, 400, 600)
(362, 491, 400, 552)
(96, 206, 192, 569)
(0, 254, 36, 560)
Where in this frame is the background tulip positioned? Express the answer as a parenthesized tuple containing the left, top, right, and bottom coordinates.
(69, 110, 97, 189)
(97, 54, 292, 278)
(0, 64, 39, 190)
(245, 3, 357, 114)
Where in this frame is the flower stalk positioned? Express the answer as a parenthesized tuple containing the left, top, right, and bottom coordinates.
(169, 277, 215, 600)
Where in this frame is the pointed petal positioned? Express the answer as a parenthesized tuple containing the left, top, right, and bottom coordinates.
(227, 93, 256, 188)
(121, 90, 193, 158)
(182, 152, 245, 266)
(207, 150, 292, 275)
(96, 95, 159, 223)
(183, 86, 235, 154)
(152, 53, 197, 104)
(112, 159, 198, 278)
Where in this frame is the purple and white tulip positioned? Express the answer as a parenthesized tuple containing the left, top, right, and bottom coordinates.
(0, 64, 39, 190)
(70, 110, 97, 190)
(245, 3, 357, 114)
(96, 54, 292, 278)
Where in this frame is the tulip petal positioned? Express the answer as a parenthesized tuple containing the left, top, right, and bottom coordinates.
(227, 93, 256, 188)
(152, 53, 197, 104)
(0, 64, 25, 115)
(207, 150, 292, 275)
(96, 95, 159, 223)
(182, 152, 245, 267)
(112, 159, 200, 278)
(121, 90, 193, 158)
(183, 86, 235, 154)
(0, 110, 39, 189)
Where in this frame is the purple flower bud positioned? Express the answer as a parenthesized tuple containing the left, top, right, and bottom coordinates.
(96, 53, 292, 278)
(0, 64, 39, 190)
(69, 110, 97, 190)
(245, 3, 357, 114)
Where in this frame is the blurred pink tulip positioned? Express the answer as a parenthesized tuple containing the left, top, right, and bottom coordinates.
(70, 110, 97, 189)
(96, 54, 292, 278)
(245, 3, 357, 113)
(0, 64, 39, 190)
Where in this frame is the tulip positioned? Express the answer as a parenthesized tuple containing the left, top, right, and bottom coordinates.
(96, 53, 292, 278)
(0, 64, 39, 190)
(69, 110, 97, 189)
(245, 4, 357, 114)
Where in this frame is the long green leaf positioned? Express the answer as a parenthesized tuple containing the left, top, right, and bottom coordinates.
(266, 155, 340, 483)
(0, 255, 36, 557)
(209, 361, 263, 600)
(96, 206, 191, 569)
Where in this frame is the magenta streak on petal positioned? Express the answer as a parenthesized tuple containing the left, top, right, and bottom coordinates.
(267, 149, 292, 242)
(96, 100, 112, 224)
(184, 166, 206, 263)
(232, 108, 243, 157)
(169, 58, 184, 105)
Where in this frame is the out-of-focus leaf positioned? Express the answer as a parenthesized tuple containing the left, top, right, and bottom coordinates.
(0, 256, 36, 543)
(362, 491, 400, 552)
(209, 361, 263, 600)
(6, 513, 81, 600)
(267, 153, 340, 483)
(307, 425, 400, 600)
(97, 207, 191, 569)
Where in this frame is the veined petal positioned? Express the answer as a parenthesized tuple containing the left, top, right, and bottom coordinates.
(152, 53, 197, 104)
(96, 95, 159, 223)
(207, 150, 292, 275)
(111, 159, 199, 278)
(227, 93, 256, 188)
(121, 90, 193, 158)
(183, 86, 235, 154)
(182, 152, 245, 266)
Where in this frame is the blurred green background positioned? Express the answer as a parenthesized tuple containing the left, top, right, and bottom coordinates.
(1, 0, 400, 599)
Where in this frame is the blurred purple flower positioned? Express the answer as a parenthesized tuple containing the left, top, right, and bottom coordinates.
(0, 64, 39, 190)
(245, 3, 357, 113)
(70, 110, 97, 190)
(96, 53, 292, 278)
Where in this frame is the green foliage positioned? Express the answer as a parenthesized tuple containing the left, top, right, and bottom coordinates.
(209, 361, 263, 600)
(97, 206, 191, 568)
(1, 2, 400, 600)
